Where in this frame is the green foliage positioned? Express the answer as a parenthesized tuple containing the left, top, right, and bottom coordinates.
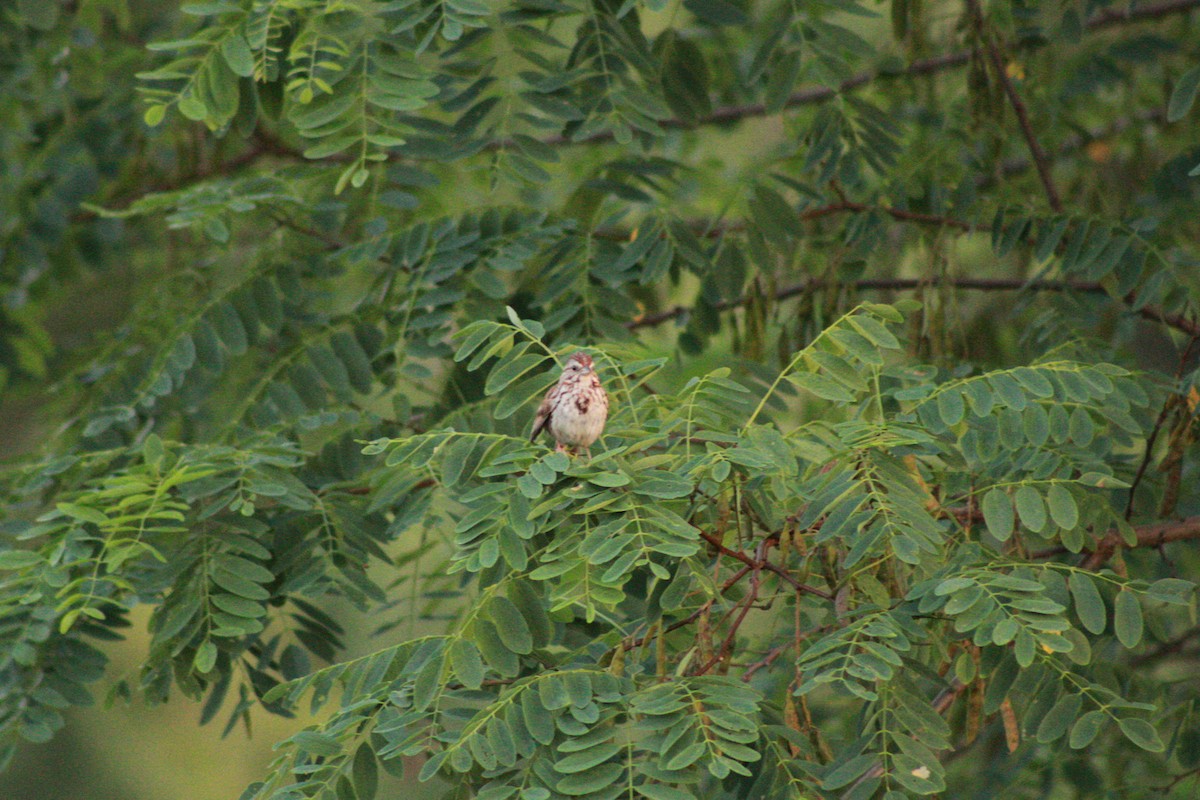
(5, 1, 1200, 798)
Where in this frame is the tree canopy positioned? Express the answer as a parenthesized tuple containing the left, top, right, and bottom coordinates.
(4, 1, 1200, 798)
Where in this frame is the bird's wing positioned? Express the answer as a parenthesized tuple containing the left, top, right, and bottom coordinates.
(530, 389, 554, 441)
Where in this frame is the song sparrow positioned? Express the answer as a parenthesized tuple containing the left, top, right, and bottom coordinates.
(530, 351, 608, 457)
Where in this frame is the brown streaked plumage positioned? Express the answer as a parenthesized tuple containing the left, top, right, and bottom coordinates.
(530, 351, 608, 457)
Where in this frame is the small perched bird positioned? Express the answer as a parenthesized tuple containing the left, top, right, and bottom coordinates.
(530, 351, 608, 457)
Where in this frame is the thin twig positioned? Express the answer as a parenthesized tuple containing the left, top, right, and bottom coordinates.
(967, 0, 1063, 212)
(741, 643, 790, 682)
(694, 552, 762, 675)
(1124, 333, 1200, 519)
(697, 530, 832, 600)
(618, 563, 752, 653)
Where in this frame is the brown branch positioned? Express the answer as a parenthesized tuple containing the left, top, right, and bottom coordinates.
(272, 216, 345, 251)
(967, 0, 1063, 212)
(618, 562, 753, 653)
(76, 128, 303, 221)
(1132, 297, 1200, 336)
(741, 642, 790, 682)
(697, 530, 832, 600)
(1029, 514, 1200, 565)
(1081, 515, 1200, 569)
(694, 554, 762, 675)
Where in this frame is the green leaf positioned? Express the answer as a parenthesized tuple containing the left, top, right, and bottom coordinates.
(489, 596, 533, 654)
(1069, 710, 1105, 749)
(556, 762, 624, 795)
(1014, 485, 1047, 533)
(981, 489, 1014, 541)
(309, 344, 352, 399)
(555, 742, 620, 773)
(790, 372, 855, 402)
(1168, 65, 1200, 122)
(352, 742, 379, 800)
(56, 502, 109, 525)
(293, 730, 343, 758)
(449, 639, 485, 689)
(0, 550, 44, 569)
(636, 785, 695, 800)
(331, 331, 374, 393)
(211, 303, 248, 355)
(1014, 629, 1036, 668)
(633, 476, 693, 499)
(1143, 578, 1194, 604)
(144, 104, 167, 127)
(412, 652, 443, 711)
(588, 472, 631, 488)
(454, 323, 495, 362)
(509, 581, 552, 647)
(665, 741, 706, 770)
(1045, 484, 1078, 529)
(193, 640, 218, 673)
(991, 617, 1018, 646)
(1036, 692, 1082, 743)
(822, 754, 875, 790)
(486, 353, 546, 396)
(764, 49, 801, 113)
(517, 474, 543, 499)
(220, 34, 255, 77)
(1068, 573, 1106, 635)
(1118, 718, 1164, 752)
(1011, 367, 1054, 398)
(212, 554, 274, 584)
(212, 594, 267, 618)
(936, 389, 965, 426)
(522, 690, 555, 745)
(1113, 589, 1143, 648)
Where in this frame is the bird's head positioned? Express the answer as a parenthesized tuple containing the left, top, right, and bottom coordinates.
(563, 351, 594, 376)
